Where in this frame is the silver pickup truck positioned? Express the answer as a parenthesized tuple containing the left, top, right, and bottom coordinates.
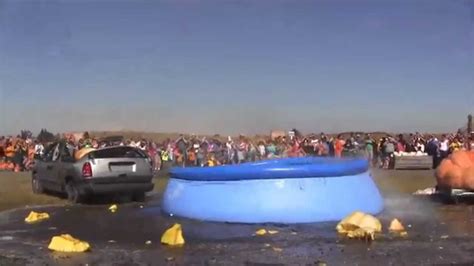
(32, 142, 154, 203)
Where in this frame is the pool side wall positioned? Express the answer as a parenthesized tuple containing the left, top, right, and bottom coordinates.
(162, 171, 383, 223)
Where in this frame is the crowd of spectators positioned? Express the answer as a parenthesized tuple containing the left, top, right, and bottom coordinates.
(0, 130, 472, 172)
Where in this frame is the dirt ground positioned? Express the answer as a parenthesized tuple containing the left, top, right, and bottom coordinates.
(3, 168, 474, 265)
(0, 171, 169, 212)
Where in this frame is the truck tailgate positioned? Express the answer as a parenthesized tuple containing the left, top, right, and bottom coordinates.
(85, 146, 153, 183)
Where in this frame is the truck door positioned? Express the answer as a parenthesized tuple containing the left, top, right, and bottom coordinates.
(57, 143, 76, 191)
(42, 143, 61, 191)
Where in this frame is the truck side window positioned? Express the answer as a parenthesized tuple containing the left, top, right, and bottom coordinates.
(43, 144, 57, 162)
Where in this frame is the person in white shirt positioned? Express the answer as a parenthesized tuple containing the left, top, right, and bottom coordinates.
(258, 142, 266, 159)
(34, 141, 44, 158)
(415, 141, 425, 153)
(439, 134, 449, 160)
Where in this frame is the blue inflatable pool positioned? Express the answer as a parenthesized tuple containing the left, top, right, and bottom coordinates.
(162, 157, 383, 223)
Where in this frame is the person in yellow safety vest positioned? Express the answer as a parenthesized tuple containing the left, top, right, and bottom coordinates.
(449, 137, 463, 153)
(206, 153, 220, 167)
(161, 151, 169, 162)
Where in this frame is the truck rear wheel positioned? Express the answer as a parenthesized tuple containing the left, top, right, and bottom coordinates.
(66, 181, 83, 204)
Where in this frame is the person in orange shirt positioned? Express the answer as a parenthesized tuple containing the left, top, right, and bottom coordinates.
(4, 140, 15, 163)
(24, 143, 36, 170)
(334, 134, 345, 158)
(187, 148, 196, 166)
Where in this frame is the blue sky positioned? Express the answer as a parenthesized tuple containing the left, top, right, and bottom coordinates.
(0, 0, 472, 135)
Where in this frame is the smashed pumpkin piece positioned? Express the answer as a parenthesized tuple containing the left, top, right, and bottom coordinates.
(25, 211, 50, 224)
(108, 204, 118, 213)
(161, 223, 185, 246)
(272, 247, 283, 252)
(255, 229, 278, 236)
(336, 211, 382, 241)
(48, 234, 90, 252)
(389, 219, 405, 232)
(389, 218, 408, 237)
(74, 148, 96, 161)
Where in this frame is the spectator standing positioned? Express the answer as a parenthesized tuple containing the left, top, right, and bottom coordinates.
(197, 146, 205, 167)
(226, 137, 234, 164)
(383, 138, 395, 169)
(248, 142, 257, 162)
(266, 141, 277, 158)
(415, 140, 425, 153)
(317, 137, 329, 157)
(439, 135, 449, 160)
(176, 135, 188, 167)
(449, 137, 463, 153)
(426, 136, 440, 168)
(34, 140, 45, 159)
(4, 140, 15, 164)
(258, 141, 266, 159)
(467, 136, 474, 151)
(397, 134, 406, 152)
(334, 135, 344, 158)
(365, 135, 374, 164)
(237, 138, 247, 164)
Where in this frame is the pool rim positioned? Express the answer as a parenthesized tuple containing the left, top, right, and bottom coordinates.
(169, 157, 369, 181)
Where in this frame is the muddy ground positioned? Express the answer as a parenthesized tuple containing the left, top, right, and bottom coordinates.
(1, 169, 474, 265)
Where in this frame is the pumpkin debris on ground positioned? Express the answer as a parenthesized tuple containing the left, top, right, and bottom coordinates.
(24, 211, 50, 224)
(108, 204, 118, 213)
(389, 218, 408, 236)
(389, 219, 405, 232)
(48, 234, 90, 252)
(272, 247, 283, 252)
(399, 231, 408, 237)
(336, 211, 382, 241)
(255, 229, 279, 236)
(161, 223, 185, 246)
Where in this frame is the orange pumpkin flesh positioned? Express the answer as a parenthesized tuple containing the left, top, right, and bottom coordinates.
(445, 165, 464, 188)
(436, 151, 474, 189)
(436, 159, 452, 177)
(450, 151, 473, 169)
(462, 167, 474, 190)
(467, 152, 474, 163)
